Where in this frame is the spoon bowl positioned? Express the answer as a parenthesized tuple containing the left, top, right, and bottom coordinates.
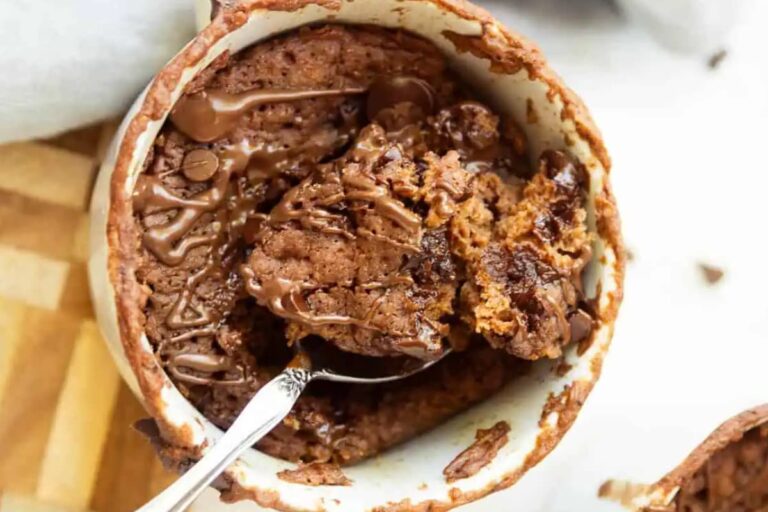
(299, 337, 453, 384)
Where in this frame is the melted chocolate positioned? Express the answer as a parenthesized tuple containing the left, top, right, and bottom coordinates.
(165, 351, 244, 386)
(171, 86, 366, 143)
(134, 87, 364, 332)
(343, 173, 421, 234)
(251, 124, 419, 243)
(134, 172, 228, 266)
(240, 269, 382, 332)
(166, 258, 218, 329)
(264, 174, 352, 239)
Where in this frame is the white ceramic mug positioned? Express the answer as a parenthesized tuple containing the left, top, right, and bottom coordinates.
(88, 1, 624, 510)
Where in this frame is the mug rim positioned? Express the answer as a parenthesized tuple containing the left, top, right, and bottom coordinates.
(90, 1, 625, 510)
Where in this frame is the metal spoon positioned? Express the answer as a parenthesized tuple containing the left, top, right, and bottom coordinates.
(137, 340, 451, 512)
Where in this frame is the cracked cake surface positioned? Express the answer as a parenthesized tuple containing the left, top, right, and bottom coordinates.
(133, 24, 595, 465)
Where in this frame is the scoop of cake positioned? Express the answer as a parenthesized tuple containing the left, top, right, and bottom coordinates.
(239, 117, 592, 361)
(241, 124, 469, 360)
(456, 150, 594, 360)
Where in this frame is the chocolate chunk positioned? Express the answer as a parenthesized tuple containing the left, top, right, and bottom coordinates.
(431, 101, 501, 172)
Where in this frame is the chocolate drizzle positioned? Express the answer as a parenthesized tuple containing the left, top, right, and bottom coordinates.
(134, 176, 227, 266)
(262, 173, 352, 239)
(166, 258, 218, 328)
(167, 352, 243, 386)
(171, 86, 366, 142)
(343, 173, 421, 234)
(241, 270, 382, 332)
(244, 124, 421, 245)
(134, 86, 368, 336)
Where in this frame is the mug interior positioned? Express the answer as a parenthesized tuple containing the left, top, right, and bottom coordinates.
(89, 1, 620, 510)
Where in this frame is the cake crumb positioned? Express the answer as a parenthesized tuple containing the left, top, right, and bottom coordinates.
(443, 421, 510, 482)
(698, 262, 724, 284)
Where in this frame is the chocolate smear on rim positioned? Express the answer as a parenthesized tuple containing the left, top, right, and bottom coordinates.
(165, 352, 244, 386)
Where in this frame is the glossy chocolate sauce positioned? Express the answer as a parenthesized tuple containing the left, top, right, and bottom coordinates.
(171, 86, 367, 143)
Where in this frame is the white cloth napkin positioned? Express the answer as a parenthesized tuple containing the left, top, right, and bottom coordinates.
(0, 0, 749, 144)
(0, 0, 195, 143)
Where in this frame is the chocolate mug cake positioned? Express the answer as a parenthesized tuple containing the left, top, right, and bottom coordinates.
(90, 0, 623, 508)
(133, 24, 595, 465)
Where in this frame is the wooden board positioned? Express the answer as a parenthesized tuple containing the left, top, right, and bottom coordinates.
(0, 124, 179, 512)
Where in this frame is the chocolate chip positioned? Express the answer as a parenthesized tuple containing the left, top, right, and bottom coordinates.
(182, 149, 219, 182)
(698, 263, 725, 284)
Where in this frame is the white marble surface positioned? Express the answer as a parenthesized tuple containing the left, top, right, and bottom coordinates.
(189, 0, 768, 509)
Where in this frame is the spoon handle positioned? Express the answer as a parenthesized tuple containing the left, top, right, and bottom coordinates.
(137, 367, 313, 512)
